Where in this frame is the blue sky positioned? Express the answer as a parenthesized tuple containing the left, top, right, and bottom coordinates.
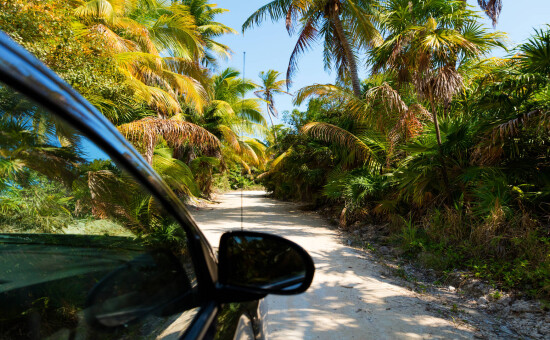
(215, 0, 550, 124)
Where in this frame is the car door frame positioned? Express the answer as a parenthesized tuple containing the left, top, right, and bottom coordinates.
(0, 31, 225, 339)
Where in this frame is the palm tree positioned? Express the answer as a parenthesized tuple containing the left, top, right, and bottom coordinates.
(75, 0, 238, 197)
(183, 68, 268, 190)
(371, 0, 505, 191)
(206, 68, 266, 136)
(181, 0, 237, 68)
(75, 0, 210, 114)
(254, 70, 291, 143)
(204, 68, 267, 166)
(243, 0, 380, 97)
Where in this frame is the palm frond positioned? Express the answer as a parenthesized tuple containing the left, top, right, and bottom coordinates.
(75, 0, 115, 20)
(152, 146, 199, 197)
(270, 147, 292, 169)
(294, 84, 351, 105)
(88, 24, 138, 53)
(432, 66, 464, 104)
(161, 70, 208, 113)
(218, 124, 240, 152)
(287, 14, 320, 84)
(490, 109, 549, 143)
(118, 117, 221, 164)
(302, 122, 381, 167)
(366, 82, 408, 114)
(517, 27, 550, 75)
(242, 0, 294, 32)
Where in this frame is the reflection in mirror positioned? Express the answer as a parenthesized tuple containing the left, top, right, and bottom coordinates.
(86, 251, 195, 328)
(220, 232, 313, 293)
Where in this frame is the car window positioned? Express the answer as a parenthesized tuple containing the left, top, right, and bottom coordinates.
(0, 81, 201, 339)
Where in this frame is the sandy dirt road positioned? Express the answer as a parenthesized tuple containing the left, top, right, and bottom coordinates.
(190, 191, 474, 339)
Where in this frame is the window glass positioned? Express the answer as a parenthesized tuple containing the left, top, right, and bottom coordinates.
(0, 82, 200, 339)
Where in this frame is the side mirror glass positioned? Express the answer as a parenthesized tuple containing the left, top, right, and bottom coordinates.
(218, 231, 314, 295)
(85, 251, 196, 328)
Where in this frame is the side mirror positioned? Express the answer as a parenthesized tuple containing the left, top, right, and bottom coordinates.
(85, 251, 196, 328)
(218, 231, 314, 296)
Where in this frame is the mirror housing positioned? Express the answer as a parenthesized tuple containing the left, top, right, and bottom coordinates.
(218, 231, 314, 298)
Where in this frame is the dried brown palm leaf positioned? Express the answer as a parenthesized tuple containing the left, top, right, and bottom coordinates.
(472, 109, 548, 165)
(432, 66, 463, 104)
(471, 143, 504, 165)
(477, 0, 503, 27)
(389, 103, 431, 145)
(417, 52, 432, 78)
(366, 82, 408, 114)
(407, 103, 432, 121)
(490, 109, 547, 143)
(118, 117, 221, 164)
(388, 35, 411, 67)
(366, 82, 409, 134)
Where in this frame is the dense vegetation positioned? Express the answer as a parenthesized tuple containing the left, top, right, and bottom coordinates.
(0, 0, 272, 197)
(0, 0, 548, 299)
(254, 0, 550, 298)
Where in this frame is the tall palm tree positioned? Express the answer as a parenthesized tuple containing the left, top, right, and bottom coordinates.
(186, 68, 268, 177)
(181, 0, 237, 68)
(254, 70, 291, 143)
(243, 0, 380, 97)
(371, 0, 505, 191)
(208, 68, 266, 133)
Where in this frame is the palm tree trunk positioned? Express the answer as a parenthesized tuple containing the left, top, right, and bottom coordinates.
(429, 96, 451, 193)
(331, 14, 362, 98)
(267, 104, 278, 144)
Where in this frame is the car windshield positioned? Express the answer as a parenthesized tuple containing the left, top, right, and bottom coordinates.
(0, 82, 201, 339)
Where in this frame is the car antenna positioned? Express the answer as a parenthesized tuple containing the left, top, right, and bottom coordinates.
(241, 51, 245, 231)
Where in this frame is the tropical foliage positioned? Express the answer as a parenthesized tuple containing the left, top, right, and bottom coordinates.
(0, 0, 269, 200)
(259, 1, 550, 297)
(243, 0, 380, 97)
